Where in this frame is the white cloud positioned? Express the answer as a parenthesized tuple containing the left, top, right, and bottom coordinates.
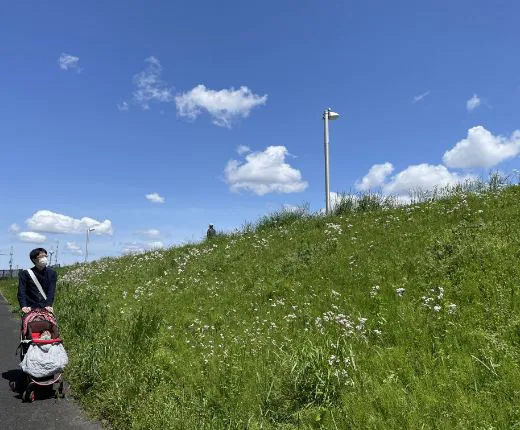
(329, 192, 349, 211)
(18, 232, 46, 244)
(331, 192, 360, 208)
(145, 192, 165, 204)
(127, 58, 266, 124)
(66, 242, 83, 255)
(132, 56, 174, 110)
(466, 94, 481, 111)
(443, 126, 520, 169)
(58, 53, 81, 71)
(282, 203, 300, 212)
(122, 243, 146, 255)
(117, 101, 129, 111)
(9, 223, 20, 233)
(352, 126, 520, 202)
(148, 241, 164, 249)
(225, 146, 308, 195)
(412, 90, 431, 104)
(176, 85, 267, 127)
(383, 163, 473, 195)
(138, 229, 161, 239)
(237, 145, 251, 155)
(356, 162, 394, 191)
(121, 241, 163, 255)
(355, 163, 474, 201)
(26, 210, 113, 235)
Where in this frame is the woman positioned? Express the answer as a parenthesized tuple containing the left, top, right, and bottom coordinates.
(17, 248, 57, 314)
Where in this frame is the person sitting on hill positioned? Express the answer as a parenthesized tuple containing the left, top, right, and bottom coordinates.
(17, 248, 57, 314)
(207, 224, 216, 239)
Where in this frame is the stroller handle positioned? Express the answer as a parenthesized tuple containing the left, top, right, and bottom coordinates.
(31, 338, 62, 345)
(21, 308, 55, 316)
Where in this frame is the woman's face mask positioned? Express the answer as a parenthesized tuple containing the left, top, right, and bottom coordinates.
(37, 256, 48, 267)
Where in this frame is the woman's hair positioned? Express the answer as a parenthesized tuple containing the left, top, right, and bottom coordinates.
(29, 248, 47, 261)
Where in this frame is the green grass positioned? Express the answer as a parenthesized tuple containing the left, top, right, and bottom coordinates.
(2, 180, 520, 429)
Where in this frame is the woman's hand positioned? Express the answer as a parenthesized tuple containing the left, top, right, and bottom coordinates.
(21, 307, 31, 314)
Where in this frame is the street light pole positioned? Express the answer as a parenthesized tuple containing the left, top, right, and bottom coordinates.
(85, 227, 95, 263)
(323, 108, 340, 215)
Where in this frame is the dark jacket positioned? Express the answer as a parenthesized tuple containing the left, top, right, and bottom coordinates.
(17, 266, 57, 309)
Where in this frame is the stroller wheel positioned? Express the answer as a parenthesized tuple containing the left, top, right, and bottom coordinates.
(58, 381, 67, 398)
(9, 381, 16, 392)
(23, 390, 35, 403)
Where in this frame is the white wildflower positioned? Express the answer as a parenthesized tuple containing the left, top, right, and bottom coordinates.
(370, 285, 380, 298)
(356, 317, 367, 331)
(328, 355, 339, 366)
(422, 296, 433, 307)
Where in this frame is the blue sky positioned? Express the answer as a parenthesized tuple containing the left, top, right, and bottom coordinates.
(1, 0, 519, 268)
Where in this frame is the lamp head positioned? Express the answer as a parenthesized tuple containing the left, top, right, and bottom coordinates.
(327, 110, 340, 120)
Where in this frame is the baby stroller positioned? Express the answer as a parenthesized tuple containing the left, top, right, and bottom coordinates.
(11, 309, 68, 402)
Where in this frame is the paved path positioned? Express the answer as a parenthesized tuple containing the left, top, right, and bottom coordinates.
(0, 296, 105, 429)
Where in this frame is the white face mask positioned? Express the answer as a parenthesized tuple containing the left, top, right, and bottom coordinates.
(37, 256, 48, 267)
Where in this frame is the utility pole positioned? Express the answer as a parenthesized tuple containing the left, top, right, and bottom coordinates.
(49, 251, 55, 266)
(55, 241, 59, 266)
(9, 246, 13, 276)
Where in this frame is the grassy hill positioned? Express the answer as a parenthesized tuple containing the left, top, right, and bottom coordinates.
(2, 181, 520, 429)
